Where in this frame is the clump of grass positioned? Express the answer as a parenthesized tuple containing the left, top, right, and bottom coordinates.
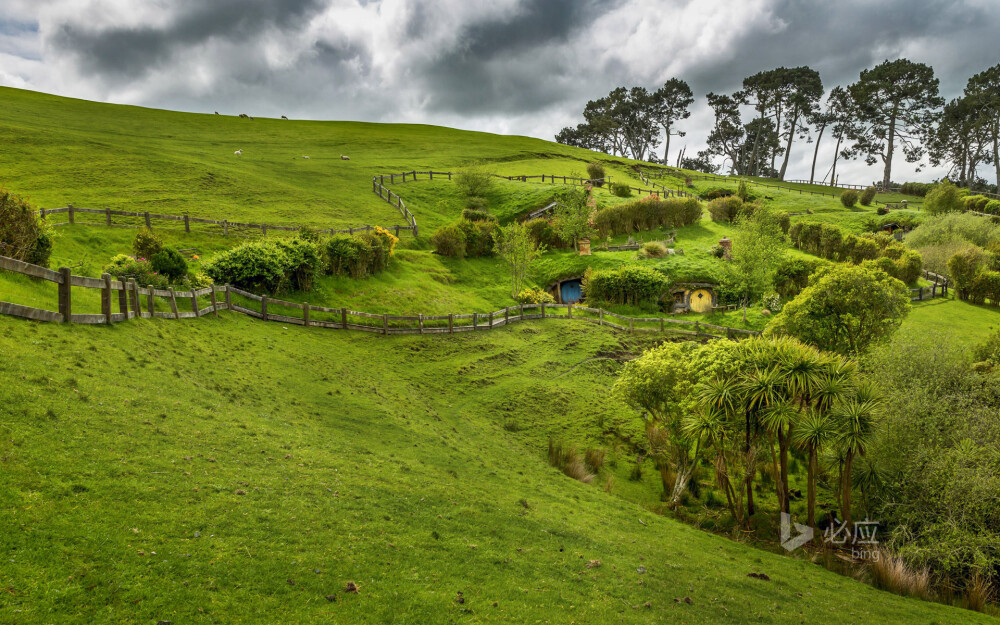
(547, 439, 595, 484)
(638, 241, 667, 259)
(966, 572, 995, 613)
(869, 549, 933, 601)
(584, 448, 606, 473)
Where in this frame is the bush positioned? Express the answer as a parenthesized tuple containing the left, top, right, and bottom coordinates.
(430, 224, 467, 258)
(639, 241, 668, 258)
(150, 247, 188, 281)
(706, 196, 745, 223)
(525, 218, 566, 249)
(586, 162, 605, 186)
(924, 180, 966, 214)
(840, 189, 859, 208)
(454, 163, 494, 197)
(986, 200, 1000, 215)
(905, 212, 1000, 250)
(774, 257, 824, 298)
(611, 182, 632, 198)
(701, 187, 733, 200)
(104, 254, 168, 289)
(326, 235, 372, 277)
(0, 191, 53, 267)
(132, 228, 163, 260)
(899, 181, 933, 197)
(948, 245, 990, 300)
(969, 270, 1000, 306)
(204, 238, 321, 294)
(465, 196, 488, 213)
(876, 206, 889, 215)
(515, 288, 555, 305)
(189, 272, 213, 289)
(860, 186, 877, 206)
(583, 265, 670, 306)
(818, 223, 843, 260)
(592, 197, 701, 238)
(774, 211, 790, 235)
(461, 208, 495, 223)
(457, 219, 498, 257)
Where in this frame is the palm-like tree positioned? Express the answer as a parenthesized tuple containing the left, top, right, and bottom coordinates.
(792, 408, 840, 527)
(683, 406, 741, 522)
(834, 394, 878, 524)
(739, 366, 787, 520)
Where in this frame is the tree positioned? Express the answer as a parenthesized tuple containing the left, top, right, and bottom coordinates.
(776, 67, 823, 180)
(740, 68, 784, 176)
(834, 393, 878, 524)
(928, 96, 991, 188)
(553, 187, 594, 250)
(724, 207, 787, 321)
(807, 86, 862, 185)
(947, 244, 989, 300)
(705, 92, 746, 174)
(680, 151, 720, 174)
(651, 78, 694, 164)
(494, 222, 544, 298)
(923, 179, 966, 214)
(767, 264, 910, 355)
(965, 64, 1000, 189)
(848, 59, 944, 190)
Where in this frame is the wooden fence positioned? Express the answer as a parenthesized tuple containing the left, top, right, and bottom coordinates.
(910, 269, 949, 302)
(36, 205, 415, 239)
(0, 254, 760, 340)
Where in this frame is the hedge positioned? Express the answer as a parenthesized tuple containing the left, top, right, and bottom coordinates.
(592, 197, 701, 238)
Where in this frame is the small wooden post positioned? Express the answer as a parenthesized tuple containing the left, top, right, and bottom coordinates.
(395, 225, 400, 238)
(519, 304, 524, 320)
(144, 211, 151, 228)
(599, 309, 604, 326)
(129, 279, 140, 317)
(146, 284, 154, 316)
(504, 307, 509, 325)
(448, 313, 454, 333)
(629, 317, 634, 333)
(58, 267, 72, 322)
(695, 321, 701, 337)
(567, 303, 572, 318)
(225, 285, 232, 309)
(117, 277, 128, 314)
(67, 204, 75, 225)
(383, 313, 389, 335)
(429, 171, 434, 180)
(184, 214, 190, 233)
(660, 317, 664, 332)
(106, 207, 112, 226)
(473, 313, 478, 330)
(341, 307, 348, 329)
(190, 289, 199, 316)
(488, 311, 493, 328)
(261, 296, 268, 321)
(209, 287, 218, 317)
(101, 273, 112, 323)
(541, 302, 546, 318)
(302, 302, 310, 327)
(418, 314, 424, 335)
(168, 287, 179, 319)
(727, 327, 733, 340)
(40, 207, 47, 218)
(223, 220, 229, 236)
(262, 224, 268, 236)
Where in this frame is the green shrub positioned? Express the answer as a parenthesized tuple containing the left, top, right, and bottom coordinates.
(639, 241, 668, 258)
(586, 162, 605, 186)
(774, 257, 824, 298)
(150, 247, 188, 281)
(582, 265, 670, 306)
(706, 196, 744, 223)
(515, 288, 555, 305)
(860, 186, 877, 206)
(948, 245, 990, 300)
(840, 189, 859, 208)
(924, 180, 966, 214)
(0, 191, 53, 267)
(461, 208, 495, 223)
(204, 238, 321, 294)
(189, 272, 214, 289)
(985, 200, 1000, 215)
(849, 236, 880, 263)
(465, 196, 488, 212)
(457, 219, 498, 257)
(454, 163, 494, 197)
(818, 223, 843, 260)
(430, 225, 467, 258)
(701, 187, 732, 200)
(969, 270, 1000, 305)
(592, 197, 700, 238)
(611, 182, 632, 198)
(774, 211, 790, 235)
(325, 235, 371, 277)
(132, 228, 163, 261)
(899, 182, 933, 197)
(104, 254, 168, 289)
(876, 206, 889, 215)
(525, 218, 565, 249)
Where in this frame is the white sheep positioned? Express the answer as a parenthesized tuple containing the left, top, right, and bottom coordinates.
(281, 115, 288, 120)
(340, 154, 350, 160)
(234, 149, 243, 156)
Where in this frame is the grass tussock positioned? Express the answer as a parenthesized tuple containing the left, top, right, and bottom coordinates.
(869, 549, 933, 601)
(548, 439, 595, 484)
(966, 573, 995, 613)
(584, 447, 606, 472)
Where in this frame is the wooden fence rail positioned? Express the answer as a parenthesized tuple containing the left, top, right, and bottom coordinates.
(0, 254, 761, 340)
(37, 204, 415, 238)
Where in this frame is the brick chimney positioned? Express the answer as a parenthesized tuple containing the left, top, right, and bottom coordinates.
(719, 236, 732, 260)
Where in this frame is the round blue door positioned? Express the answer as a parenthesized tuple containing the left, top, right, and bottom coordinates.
(560, 279, 583, 304)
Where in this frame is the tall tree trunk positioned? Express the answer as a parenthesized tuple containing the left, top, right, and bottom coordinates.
(806, 447, 817, 527)
(662, 124, 671, 165)
(993, 123, 999, 190)
(750, 110, 765, 177)
(882, 114, 897, 191)
(778, 109, 800, 180)
(842, 451, 854, 524)
(830, 133, 843, 187)
(744, 414, 755, 522)
(778, 426, 791, 514)
(769, 438, 784, 512)
(809, 123, 826, 184)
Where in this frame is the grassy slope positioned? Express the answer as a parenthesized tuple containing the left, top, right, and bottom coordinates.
(0, 313, 990, 625)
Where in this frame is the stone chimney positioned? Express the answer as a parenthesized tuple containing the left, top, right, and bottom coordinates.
(719, 236, 732, 260)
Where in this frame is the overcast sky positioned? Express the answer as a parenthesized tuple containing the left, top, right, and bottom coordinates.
(2, 0, 999, 183)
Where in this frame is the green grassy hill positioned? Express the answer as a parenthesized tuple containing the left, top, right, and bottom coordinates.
(1, 87, 997, 623)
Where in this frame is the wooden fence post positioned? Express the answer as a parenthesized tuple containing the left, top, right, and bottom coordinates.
(488, 311, 493, 328)
(660, 317, 664, 332)
(541, 302, 546, 318)
(599, 309, 604, 326)
(302, 302, 310, 327)
(567, 303, 572, 318)
(168, 287, 179, 319)
(58, 267, 72, 322)
(117, 277, 128, 314)
(448, 313, 454, 333)
(341, 307, 348, 330)
(190, 289, 199, 316)
(106, 207, 112, 226)
(629, 317, 634, 333)
(223, 220, 229, 236)
(146, 284, 154, 316)
(144, 212, 151, 228)
(383, 313, 389, 335)
(261, 296, 268, 321)
(504, 307, 509, 325)
(129, 279, 140, 317)
(225, 285, 232, 309)
(184, 214, 190, 233)
(418, 314, 424, 335)
(101, 273, 112, 323)
(209, 287, 218, 317)
(473, 313, 478, 330)
(695, 321, 701, 337)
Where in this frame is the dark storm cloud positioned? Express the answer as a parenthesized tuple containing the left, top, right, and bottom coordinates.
(50, 0, 326, 80)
